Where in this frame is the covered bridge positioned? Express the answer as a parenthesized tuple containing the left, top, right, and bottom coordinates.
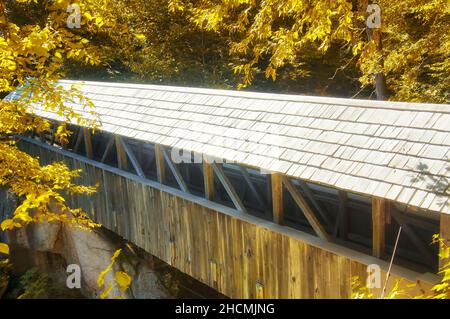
(7, 80, 450, 298)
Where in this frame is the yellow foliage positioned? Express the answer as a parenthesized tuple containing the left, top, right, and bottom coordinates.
(352, 234, 450, 299)
(351, 276, 374, 299)
(174, 0, 449, 102)
(100, 281, 114, 299)
(0, 0, 146, 236)
(0, 243, 9, 255)
(97, 249, 132, 299)
(134, 34, 146, 41)
(115, 271, 132, 292)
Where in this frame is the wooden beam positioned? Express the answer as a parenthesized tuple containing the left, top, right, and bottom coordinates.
(154, 144, 166, 184)
(115, 135, 128, 170)
(83, 127, 94, 159)
(119, 137, 145, 178)
(298, 180, 332, 228)
(212, 163, 248, 214)
(203, 162, 215, 200)
(266, 174, 272, 208)
(68, 127, 78, 149)
(74, 128, 84, 152)
(282, 176, 331, 241)
(239, 166, 269, 213)
(39, 132, 47, 144)
(31, 130, 38, 140)
(439, 214, 450, 270)
(101, 136, 114, 163)
(50, 122, 56, 146)
(271, 173, 284, 225)
(385, 200, 392, 225)
(372, 197, 386, 259)
(334, 190, 348, 239)
(161, 146, 190, 193)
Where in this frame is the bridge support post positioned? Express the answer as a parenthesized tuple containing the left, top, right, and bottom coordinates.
(203, 162, 215, 201)
(83, 128, 94, 159)
(74, 128, 84, 152)
(155, 144, 166, 184)
(271, 173, 284, 225)
(372, 197, 386, 259)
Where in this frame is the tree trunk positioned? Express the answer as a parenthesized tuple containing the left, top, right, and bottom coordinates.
(372, 29, 389, 100)
(362, 1, 389, 101)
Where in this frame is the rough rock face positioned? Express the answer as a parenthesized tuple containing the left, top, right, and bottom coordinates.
(22, 221, 61, 252)
(8, 221, 171, 299)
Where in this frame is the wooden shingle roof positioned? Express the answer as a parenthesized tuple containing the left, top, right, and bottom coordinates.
(9, 80, 450, 214)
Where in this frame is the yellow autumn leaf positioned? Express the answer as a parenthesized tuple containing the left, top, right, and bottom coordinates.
(135, 33, 146, 41)
(441, 247, 450, 259)
(7, 62, 16, 71)
(100, 281, 114, 299)
(1, 220, 12, 231)
(115, 271, 132, 291)
(1, 219, 21, 231)
(97, 249, 122, 288)
(0, 243, 9, 255)
(433, 282, 449, 292)
(97, 264, 112, 288)
(442, 269, 450, 282)
(111, 248, 122, 261)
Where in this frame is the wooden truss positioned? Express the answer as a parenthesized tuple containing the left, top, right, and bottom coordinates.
(30, 125, 445, 267)
(66, 127, 335, 239)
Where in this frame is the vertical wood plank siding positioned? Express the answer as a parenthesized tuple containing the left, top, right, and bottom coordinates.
(21, 141, 437, 298)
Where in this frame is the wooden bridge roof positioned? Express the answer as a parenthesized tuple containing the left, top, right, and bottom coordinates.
(8, 80, 450, 214)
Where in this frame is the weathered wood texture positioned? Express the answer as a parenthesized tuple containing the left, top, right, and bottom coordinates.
(203, 163, 214, 201)
(21, 141, 437, 299)
(115, 136, 128, 170)
(372, 198, 386, 259)
(82, 128, 94, 159)
(271, 173, 284, 225)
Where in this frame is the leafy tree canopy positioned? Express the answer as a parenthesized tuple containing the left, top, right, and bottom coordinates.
(169, 0, 449, 102)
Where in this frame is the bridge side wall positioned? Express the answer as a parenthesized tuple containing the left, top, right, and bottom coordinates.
(20, 140, 437, 298)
